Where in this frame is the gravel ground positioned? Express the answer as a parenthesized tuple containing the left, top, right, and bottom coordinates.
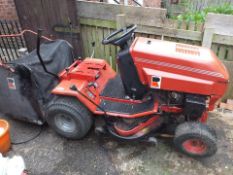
(1, 111, 233, 175)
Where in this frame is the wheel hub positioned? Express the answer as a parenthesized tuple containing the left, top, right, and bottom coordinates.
(54, 113, 76, 133)
(182, 139, 207, 155)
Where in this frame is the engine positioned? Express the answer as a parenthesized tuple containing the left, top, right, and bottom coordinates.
(184, 94, 206, 120)
(166, 91, 206, 120)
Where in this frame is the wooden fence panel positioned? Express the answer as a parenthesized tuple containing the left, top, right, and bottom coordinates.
(205, 13, 233, 36)
(223, 61, 233, 101)
(77, 1, 167, 27)
(80, 24, 117, 68)
(14, 0, 82, 56)
(210, 44, 233, 61)
(79, 17, 203, 65)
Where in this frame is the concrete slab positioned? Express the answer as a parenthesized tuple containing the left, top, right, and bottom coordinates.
(1, 112, 233, 175)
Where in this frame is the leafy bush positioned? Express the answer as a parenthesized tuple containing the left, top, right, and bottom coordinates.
(177, 3, 233, 23)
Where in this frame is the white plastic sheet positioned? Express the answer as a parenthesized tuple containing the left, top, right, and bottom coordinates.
(0, 154, 25, 175)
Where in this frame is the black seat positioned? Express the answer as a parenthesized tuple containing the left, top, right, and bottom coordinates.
(117, 49, 147, 99)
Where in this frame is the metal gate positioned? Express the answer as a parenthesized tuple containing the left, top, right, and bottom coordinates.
(0, 20, 27, 62)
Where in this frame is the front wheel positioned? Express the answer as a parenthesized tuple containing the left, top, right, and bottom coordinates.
(174, 122, 217, 158)
(46, 97, 93, 139)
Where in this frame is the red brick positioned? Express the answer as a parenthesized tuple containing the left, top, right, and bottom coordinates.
(0, 0, 18, 20)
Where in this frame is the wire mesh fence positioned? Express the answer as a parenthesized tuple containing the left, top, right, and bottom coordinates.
(0, 20, 27, 62)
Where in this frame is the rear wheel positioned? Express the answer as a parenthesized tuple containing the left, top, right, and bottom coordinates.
(46, 97, 93, 139)
(174, 122, 217, 158)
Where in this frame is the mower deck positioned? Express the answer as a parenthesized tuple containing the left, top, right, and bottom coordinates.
(99, 75, 155, 115)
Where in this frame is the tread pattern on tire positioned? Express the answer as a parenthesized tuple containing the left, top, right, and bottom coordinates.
(174, 122, 217, 158)
(46, 96, 93, 139)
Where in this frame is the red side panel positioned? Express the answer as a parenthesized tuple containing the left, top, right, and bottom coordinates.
(52, 58, 116, 112)
(130, 37, 229, 99)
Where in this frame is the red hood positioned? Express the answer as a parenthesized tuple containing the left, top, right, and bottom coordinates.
(130, 37, 229, 83)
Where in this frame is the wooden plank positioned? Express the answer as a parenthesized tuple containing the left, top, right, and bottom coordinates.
(45, 0, 82, 56)
(79, 18, 116, 29)
(211, 44, 219, 56)
(80, 25, 89, 57)
(80, 17, 202, 42)
(182, 21, 188, 30)
(205, 13, 233, 36)
(86, 26, 94, 57)
(116, 14, 126, 29)
(93, 26, 99, 58)
(110, 44, 117, 70)
(176, 20, 182, 29)
(14, 0, 47, 51)
(222, 61, 233, 101)
(92, 27, 97, 58)
(14, 0, 82, 56)
(188, 22, 196, 31)
(185, 21, 190, 30)
(227, 46, 233, 61)
(213, 35, 233, 46)
(218, 46, 227, 60)
(163, 19, 178, 29)
(76, 0, 167, 27)
(136, 25, 202, 41)
(103, 28, 111, 63)
(97, 27, 105, 59)
(202, 28, 214, 48)
(195, 23, 204, 32)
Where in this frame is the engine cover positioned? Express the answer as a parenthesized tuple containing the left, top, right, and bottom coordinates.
(130, 37, 229, 98)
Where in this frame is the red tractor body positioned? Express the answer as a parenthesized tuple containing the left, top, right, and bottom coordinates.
(52, 37, 229, 117)
(1, 27, 227, 158)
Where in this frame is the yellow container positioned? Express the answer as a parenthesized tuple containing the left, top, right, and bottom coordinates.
(0, 119, 11, 154)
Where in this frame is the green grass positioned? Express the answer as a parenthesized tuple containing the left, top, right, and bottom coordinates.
(177, 3, 233, 23)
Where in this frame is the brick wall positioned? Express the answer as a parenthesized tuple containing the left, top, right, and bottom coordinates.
(0, 0, 18, 20)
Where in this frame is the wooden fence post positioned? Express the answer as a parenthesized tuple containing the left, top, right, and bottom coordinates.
(116, 14, 126, 29)
(115, 14, 126, 71)
(202, 28, 215, 48)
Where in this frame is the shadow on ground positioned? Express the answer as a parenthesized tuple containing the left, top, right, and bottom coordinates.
(1, 112, 233, 175)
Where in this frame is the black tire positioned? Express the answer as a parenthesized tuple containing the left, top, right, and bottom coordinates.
(46, 97, 93, 139)
(174, 122, 217, 158)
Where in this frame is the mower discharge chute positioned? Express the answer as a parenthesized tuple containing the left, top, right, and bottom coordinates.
(0, 26, 229, 158)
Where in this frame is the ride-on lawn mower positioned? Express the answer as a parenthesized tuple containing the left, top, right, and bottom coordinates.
(0, 25, 229, 158)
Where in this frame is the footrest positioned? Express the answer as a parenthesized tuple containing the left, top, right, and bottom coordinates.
(100, 75, 126, 99)
(98, 99, 155, 115)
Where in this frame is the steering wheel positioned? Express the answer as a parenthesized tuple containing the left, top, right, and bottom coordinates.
(102, 24, 137, 46)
